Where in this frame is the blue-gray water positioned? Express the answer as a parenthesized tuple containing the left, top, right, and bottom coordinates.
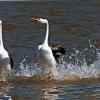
(0, 0, 100, 100)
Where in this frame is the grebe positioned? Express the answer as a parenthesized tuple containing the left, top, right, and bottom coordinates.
(0, 20, 12, 81)
(31, 18, 56, 75)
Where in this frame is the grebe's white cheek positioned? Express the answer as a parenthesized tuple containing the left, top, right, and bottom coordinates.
(39, 19, 47, 23)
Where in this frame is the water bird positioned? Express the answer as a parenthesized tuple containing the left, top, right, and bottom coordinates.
(31, 17, 66, 77)
(0, 20, 12, 81)
(31, 18, 56, 75)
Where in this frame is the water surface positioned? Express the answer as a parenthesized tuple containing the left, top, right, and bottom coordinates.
(0, 0, 100, 99)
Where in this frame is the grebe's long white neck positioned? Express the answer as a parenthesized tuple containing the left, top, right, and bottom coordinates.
(31, 18, 49, 45)
(0, 20, 3, 48)
(44, 21, 49, 45)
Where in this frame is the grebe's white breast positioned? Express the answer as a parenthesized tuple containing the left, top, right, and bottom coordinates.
(0, 47, 9, 60)
(37, 44, 56, 68)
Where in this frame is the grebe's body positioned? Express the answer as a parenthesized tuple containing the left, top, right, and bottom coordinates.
(31, 18, 56, 74)
(37, 43, 56, 70)
(0, 20, 11, 81)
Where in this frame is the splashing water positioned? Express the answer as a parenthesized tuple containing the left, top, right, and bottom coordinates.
(14, 42, 100, 80)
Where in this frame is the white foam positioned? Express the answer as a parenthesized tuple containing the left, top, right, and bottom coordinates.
(13, 43, 100, 80)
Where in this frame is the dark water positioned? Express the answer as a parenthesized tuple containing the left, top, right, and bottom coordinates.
(0, 0, 100, 99)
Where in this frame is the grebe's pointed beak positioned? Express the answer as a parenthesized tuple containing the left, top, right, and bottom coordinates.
(31, 17, 39, 22)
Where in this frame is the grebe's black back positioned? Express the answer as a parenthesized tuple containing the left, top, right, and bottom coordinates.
(51, 44, 66, 61)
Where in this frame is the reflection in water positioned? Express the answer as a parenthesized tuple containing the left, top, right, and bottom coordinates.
(42, 86, 60, 100)
(39, 82, 61, 100)
(0, 79, 100, 100)
(0, 95, 12, 100)
(0, 83, 12, 100)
